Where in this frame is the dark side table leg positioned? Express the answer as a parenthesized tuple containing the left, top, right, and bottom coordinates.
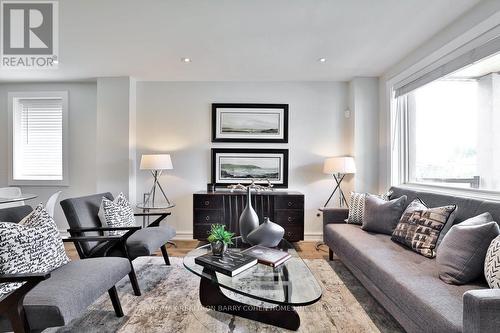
(198, 269, 300, 331)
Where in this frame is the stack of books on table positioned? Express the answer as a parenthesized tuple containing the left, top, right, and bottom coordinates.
(243, 245, 292, 267)
(195, 251, 257, 277)
(195, 245, 291, 277)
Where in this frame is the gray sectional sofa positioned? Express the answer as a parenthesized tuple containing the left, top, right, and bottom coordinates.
(324, 186, 500, 333)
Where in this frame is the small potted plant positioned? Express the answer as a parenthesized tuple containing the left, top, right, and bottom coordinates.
(207, 224, 234, 257)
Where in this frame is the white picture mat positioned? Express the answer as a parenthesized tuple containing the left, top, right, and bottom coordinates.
(216, 108, 285, 139)
(215, 152, 285, 184)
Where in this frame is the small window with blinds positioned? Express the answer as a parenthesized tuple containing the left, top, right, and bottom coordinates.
(8, 92, 68, 186)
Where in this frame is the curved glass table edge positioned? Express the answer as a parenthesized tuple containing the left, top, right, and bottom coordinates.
(183, 236, 323, 307)
(0, 194, 38, 204)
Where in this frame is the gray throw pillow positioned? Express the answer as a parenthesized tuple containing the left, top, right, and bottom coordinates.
(437, 213, 499, 285)
(347, 190, 393, 225)
(362, 195, 407, 235)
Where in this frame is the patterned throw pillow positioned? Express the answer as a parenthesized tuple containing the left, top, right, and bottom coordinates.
(391, 198, 427, 245)
(485, 235, 500, 288)
(391, 198, 457, 258)
(0, 204, 70, 298)
(347, 190, 393, 225)
(98, 192, 136, 236)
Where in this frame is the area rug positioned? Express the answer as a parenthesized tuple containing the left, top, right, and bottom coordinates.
(48, 257, 404, 333)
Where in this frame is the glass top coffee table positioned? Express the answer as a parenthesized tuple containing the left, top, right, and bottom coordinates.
(183, 237, 322, 331)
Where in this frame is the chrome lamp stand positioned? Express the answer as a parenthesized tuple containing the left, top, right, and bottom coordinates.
(142, 170, 173, 209)
(323, 173, 349, 208)
(316, 173, 349, 251)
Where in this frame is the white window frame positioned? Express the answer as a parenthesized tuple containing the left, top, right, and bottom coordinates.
(7, 91, 69, 186)
(388, 27, 500, 201)
(391, 87, 500, 201)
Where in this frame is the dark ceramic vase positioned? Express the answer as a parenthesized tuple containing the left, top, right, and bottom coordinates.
(239, 187, 259, 243)
(210, 240, 227, 257)
(247, 216, 285, 247)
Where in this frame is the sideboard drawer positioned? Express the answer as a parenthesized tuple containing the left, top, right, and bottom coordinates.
(275, 210, 303, 225)
(284, 226, 304, 242)
(275, 196, 304, 210)
(193, 224, 212, 240)
(194, 195, 223, 209)
(194, 210, 223, 223)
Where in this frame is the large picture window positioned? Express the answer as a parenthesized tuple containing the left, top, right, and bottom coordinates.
(392, 39, 500, 193)
(8, 91, 69, 186)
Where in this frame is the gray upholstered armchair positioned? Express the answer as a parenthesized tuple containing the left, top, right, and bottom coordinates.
(0, 205, 130, 333)
(60, 192, 176, 296)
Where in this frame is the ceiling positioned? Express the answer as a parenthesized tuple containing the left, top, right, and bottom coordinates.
(0, 0, 481, 82)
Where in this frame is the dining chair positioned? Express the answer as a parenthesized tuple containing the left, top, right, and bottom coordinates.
(45, 191, 62, 218)
(0, 187, 24, 209)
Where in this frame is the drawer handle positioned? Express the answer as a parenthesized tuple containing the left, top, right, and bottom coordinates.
(205, 216, 210, 221)
(287, 201, 293, 207)
(204, 200, 210, 206)
(206, 230, 210, 235)
(287, 231, 292, 236)
(287, 216, 293, 222)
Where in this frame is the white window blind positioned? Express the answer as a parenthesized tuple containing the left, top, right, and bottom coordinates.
(13, 98, 63, 181)
(394, 35, 500, 97)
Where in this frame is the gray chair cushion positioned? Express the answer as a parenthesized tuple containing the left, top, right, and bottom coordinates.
(437, 213, 500, 285)
(362, 195, 407, 235)
(0, 257, 130, 331)
(0, 205, 32, 223)
(125, 225, 176, 259)
(325, 223, 487, 333)
(60, 193, 114, 254)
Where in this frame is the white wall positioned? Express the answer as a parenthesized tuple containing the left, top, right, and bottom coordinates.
(378, 1, 500, 191)
(135, 81, 351, 239)
(351, 77, 379, 193)
(96, 77, 136, 197)
(0, 82, 97, 229)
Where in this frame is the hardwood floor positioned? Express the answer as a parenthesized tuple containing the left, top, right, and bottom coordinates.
(64, 240, 331, 261)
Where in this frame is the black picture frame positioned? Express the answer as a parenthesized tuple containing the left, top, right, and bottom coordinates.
(211, 148, 289, 188)
(212, 103, 289, 143)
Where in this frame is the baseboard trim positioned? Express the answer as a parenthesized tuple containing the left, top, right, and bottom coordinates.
(303, 233, 323, 241)
(172, 232, 196, 240)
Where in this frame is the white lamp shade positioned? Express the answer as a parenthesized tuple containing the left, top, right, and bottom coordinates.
(323, 156, 356, 174)
(140, 154, 173, 170)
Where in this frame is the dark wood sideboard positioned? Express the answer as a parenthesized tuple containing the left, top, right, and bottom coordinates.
(193, 191, 304, 242)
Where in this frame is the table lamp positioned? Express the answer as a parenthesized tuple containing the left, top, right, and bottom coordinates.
(323, 156, 356, 208)
(139, 154, 174, 209)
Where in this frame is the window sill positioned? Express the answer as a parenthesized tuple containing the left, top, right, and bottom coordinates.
(398, 182, 500, 202)
(8, 180, 70, 187)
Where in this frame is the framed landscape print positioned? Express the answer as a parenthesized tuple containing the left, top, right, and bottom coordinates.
(212, 103, 288, 143)
(211, 148, 289, 188)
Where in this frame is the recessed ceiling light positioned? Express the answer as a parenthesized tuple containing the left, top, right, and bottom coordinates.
(181, 57, 192, 63)
(318, 58, 327, 63)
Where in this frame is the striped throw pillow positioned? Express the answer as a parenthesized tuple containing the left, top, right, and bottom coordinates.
(346, 190, 393, 225)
